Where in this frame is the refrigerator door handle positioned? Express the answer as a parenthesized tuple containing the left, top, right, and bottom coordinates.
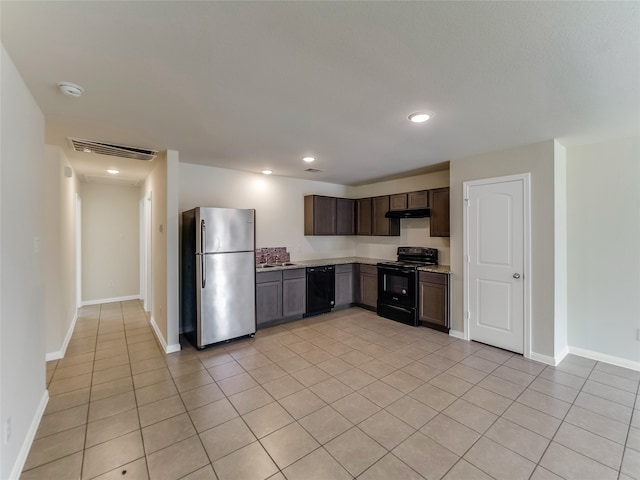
(201, 254, 206, 289)
(201, 219, 206, 288)
(200, 219, 206, 254)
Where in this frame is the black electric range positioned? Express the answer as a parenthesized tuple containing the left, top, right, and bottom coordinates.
(377, 247, 438, 326)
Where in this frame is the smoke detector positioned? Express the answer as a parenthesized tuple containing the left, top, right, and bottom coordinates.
(58, 82, 84, 98)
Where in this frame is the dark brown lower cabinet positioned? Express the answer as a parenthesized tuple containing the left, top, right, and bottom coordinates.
(257, 268, 306, 328)
(256, 270, 282, 327)
(335, 264, 354, 307)
(356, 264, 378, 310)
(282, 269, 306, 317)
(418, 271, 449, 332)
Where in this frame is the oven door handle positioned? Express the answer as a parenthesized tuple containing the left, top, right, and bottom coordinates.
(381, 303, 414, 314)
(379, 266, 414, 275)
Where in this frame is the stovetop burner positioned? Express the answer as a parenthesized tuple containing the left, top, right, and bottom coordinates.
(378, 246, 438, 269)
(378, 260, 437, 269)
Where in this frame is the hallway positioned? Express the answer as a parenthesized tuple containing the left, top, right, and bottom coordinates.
(21, 301, 640, 479)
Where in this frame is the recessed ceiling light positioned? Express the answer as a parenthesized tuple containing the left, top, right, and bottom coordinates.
(408, 112, 432, 123)
(303, 156, 315, 163)
(58, 81, 84, 98)
(261, 169, 273, 175)
(107, 169, 119, 174)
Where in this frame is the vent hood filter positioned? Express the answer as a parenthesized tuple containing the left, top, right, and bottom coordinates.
(385, 208, 430, 219)
(68, 137, 157, 161)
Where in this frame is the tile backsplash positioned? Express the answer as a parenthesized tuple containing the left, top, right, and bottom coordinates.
(255, 247, 290, 264)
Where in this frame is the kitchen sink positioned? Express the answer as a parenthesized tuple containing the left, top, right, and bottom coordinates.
(257, 263, 297, 268)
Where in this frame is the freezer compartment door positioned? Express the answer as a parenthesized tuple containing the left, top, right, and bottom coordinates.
(197, 207, 255, 253)
(196, 251, 256, 346)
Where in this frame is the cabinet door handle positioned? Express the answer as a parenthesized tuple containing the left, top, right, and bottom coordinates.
(513, 273, 521, 279)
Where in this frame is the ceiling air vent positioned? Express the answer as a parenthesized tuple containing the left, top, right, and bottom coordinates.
(304, 168, 324, 173)
(68, 137, 157, 161)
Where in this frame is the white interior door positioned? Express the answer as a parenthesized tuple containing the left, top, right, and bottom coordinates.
(465, 175, 528, 354)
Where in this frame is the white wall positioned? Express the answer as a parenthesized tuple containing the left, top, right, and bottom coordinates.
(350, 170, 451, 263)
(166, 151, 180, 349)
(43, 145, 80, 357)
(450, 140, 562, 360)
(179, 163, 451, 263)
(0, 44, 47, 480)
(142, 151, 180, 352)
(567, 136, 640, 364)
(80, 182, 140, 303)
(553, 141, 568, 359)
(179, 164, 356, 260)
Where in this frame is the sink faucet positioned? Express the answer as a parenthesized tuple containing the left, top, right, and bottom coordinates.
(274, 254, 281, 265)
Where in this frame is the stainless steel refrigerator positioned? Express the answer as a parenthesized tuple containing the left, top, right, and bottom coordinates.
(181, 207, 256, 349)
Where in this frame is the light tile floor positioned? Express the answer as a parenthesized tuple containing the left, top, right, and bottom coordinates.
(22, 300, 640, 480)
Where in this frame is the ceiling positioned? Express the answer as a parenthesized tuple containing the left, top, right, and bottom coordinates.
(1, 1, 638, 186)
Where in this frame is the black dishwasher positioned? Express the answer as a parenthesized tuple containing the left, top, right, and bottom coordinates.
(305, 265, 335, 317)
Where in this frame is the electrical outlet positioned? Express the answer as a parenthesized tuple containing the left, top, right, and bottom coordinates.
(5, 417, 11, 444)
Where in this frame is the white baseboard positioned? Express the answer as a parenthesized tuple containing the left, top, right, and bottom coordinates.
(449, 329, 467, 340)
(568, 346, 640, 372)
(45, 310, 78, 361)
(527, 346, 568, 366)
(82, 294, 140, 306)
(9, 390, 49, 480)
(150, 315, 181, 354)
(528, 351, 558, 366)
(555, 346, 569, 365)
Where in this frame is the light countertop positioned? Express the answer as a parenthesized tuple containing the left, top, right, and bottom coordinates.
(256, 257, 451, 274)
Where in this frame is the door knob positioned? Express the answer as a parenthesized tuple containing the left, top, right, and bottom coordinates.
(513, 273, 521, 279)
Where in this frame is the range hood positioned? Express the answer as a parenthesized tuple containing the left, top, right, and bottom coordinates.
(385, 208, 430, 219)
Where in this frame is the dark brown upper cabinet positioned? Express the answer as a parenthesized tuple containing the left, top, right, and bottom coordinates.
(390, 190, 429, 211)
(305, 187, 446, 237)
(390, 193, 408, 211)
(304, 195, 336, 235)
(356, 197, 372, 235)
(429, 187, 450, 237)
(336, 198, 355, 235)
(372, 195, 400, 236)
(408, 190, 429, 209)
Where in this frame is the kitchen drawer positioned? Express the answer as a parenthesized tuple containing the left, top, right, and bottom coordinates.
(335, 264, 354, 274)
(359, 264, 377, 275)
(283, 268, 305, 280)
(256, 270, 282, 284)
(419, 271, 447, 285)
